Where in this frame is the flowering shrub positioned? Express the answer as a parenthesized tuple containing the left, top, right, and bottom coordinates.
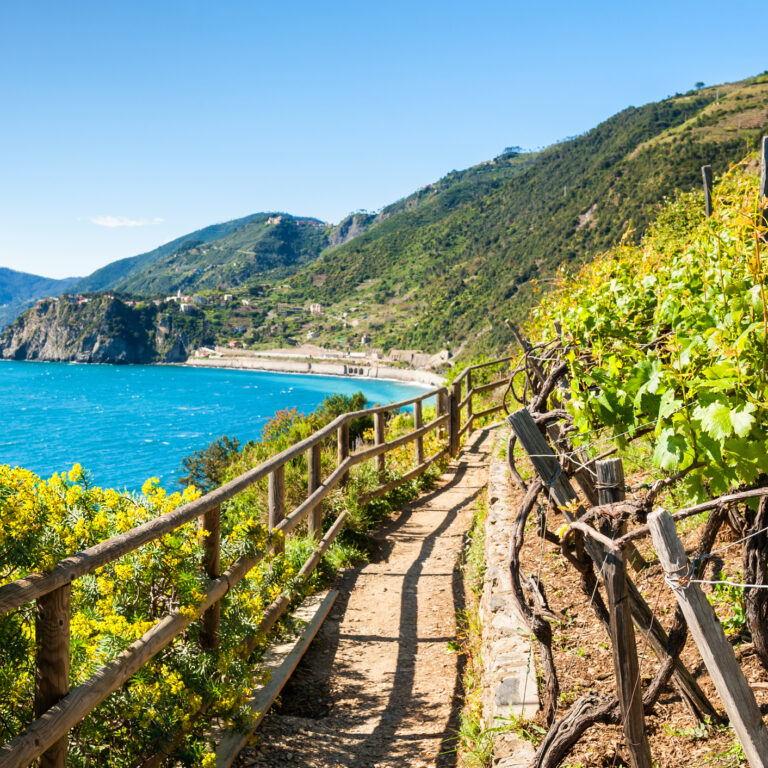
(0, 465, 285, 766)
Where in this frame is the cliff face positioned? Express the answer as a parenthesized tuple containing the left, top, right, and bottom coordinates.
(0, 296, 194, 364)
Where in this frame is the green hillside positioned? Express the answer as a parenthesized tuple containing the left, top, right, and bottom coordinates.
(75, 212, 269, 293)
(0, 268, 80, 328)
(277, 75, 768, 356)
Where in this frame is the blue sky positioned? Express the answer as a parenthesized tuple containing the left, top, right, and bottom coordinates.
(1, 0, 766, 279)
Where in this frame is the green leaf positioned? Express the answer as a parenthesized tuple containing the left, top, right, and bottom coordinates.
(730, 403, 756, 438)
(693, 402, 732, 441)
(653, 427, 687, 470)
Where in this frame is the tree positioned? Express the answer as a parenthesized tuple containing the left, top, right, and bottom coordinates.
(179, 435, 241, 491)
(695, 81, 705, 89)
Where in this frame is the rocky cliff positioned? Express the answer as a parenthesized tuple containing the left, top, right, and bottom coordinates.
(0, 295, 197, 363)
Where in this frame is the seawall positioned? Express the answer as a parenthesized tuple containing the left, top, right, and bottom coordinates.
(182, 355, 445, 388)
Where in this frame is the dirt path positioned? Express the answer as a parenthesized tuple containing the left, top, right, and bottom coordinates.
(235, 427, 496, 768)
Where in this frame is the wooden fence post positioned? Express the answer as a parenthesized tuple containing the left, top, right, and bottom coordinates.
(465, 370, 473, 431)
(436, 389, 447, 443)
(200, 504, 221, 649)
(597, 459, 652, 767)
(507, 408, 719, 722)
(648, 508, 768, 768)
(596, 458, 625, 507)
(701, 164, 713, 217)
(35, 585, 71, 768)
(308, 443, 322, 540)
(413, 400, 424, 467)
(268, 466, 285, 555)
(374, 411, 386, 481)
(337, 422, 350, 488)
(450, 380, 461, 456)
(760, 136, 768, 234)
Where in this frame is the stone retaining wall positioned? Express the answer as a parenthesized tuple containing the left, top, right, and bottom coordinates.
(479, 427, 538, 767)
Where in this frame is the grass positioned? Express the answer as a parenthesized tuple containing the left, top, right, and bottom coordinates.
(451, 492, 495, 767)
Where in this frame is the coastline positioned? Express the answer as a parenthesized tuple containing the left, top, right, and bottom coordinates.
(180, 355, 446, 388)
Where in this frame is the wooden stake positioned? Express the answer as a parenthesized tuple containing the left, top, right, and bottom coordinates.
(308, 443, 323, 540)
(201, 504, 221, 649)
(701, 165, 713, 218)
(597, 459, 651, 767)
(35, 584, 70, 768)
(268, 466, 285, 555)
(596, 458, 647, 572)
(648, 508, 768, 768)
(760, 136, 768, 234)
(604, 546, 652, 768)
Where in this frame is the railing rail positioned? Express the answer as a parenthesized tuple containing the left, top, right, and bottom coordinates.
(0, 358, 513, 767)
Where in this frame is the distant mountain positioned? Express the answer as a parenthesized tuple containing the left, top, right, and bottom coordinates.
(76, 213, 331, 296)
(0, 268, 80, 328)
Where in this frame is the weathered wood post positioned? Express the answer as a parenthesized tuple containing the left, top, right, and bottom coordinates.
(450, 380, 461, 456)
(596, 460, 651, 768)
(701, 164, 713, 217)
(507, 408, 719, 722)
(413, 399, 424, 466)
(337, 422, 350, 488)
(465, 369, 473, 432)
(268, 466, 285, 555)
(436, 388, 448, 444)
(761, 136, 768, 235)
(595, 458, 646, 572)
(374, 411, 386, 481)
(596, 458, 625, 507)
(200, 504, 221, 649)
(308, 443, 323, 540)
(35, 585, 71, 768)
(649, 508, 768, 768)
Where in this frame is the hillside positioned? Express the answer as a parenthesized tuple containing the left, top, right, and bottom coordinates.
(0, 268, 80, 329)
(76, 152, 538, 300)
(0, 294, 220, 363)
(5, 74, 768, 361)
(75, 212, 329, 296)
(275, 75, 768, 356)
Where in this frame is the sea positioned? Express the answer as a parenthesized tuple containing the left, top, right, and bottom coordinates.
(1, 361, 430, 491)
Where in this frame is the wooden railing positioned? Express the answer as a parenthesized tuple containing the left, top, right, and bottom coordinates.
(0, 357, 513, 768)
(448, 356, 515, 455)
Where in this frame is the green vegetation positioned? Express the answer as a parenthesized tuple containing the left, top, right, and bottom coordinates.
(454, 493, 494, 768)
(286, 76, 768, 357)
(0, 267, 79, 328)
(6, 75, 768, 359)
(531, 157, 768, 503)
(117, 214, 330, 296)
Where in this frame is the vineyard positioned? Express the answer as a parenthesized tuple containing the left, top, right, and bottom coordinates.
(499, 150, 768, 766)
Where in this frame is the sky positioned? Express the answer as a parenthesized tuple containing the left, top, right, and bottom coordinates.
(1, 1, 766, 279)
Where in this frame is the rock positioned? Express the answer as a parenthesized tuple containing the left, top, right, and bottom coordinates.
(0, 295, 194, 364)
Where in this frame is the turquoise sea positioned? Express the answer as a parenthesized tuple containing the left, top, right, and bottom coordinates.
(0, 361, 429, 491)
